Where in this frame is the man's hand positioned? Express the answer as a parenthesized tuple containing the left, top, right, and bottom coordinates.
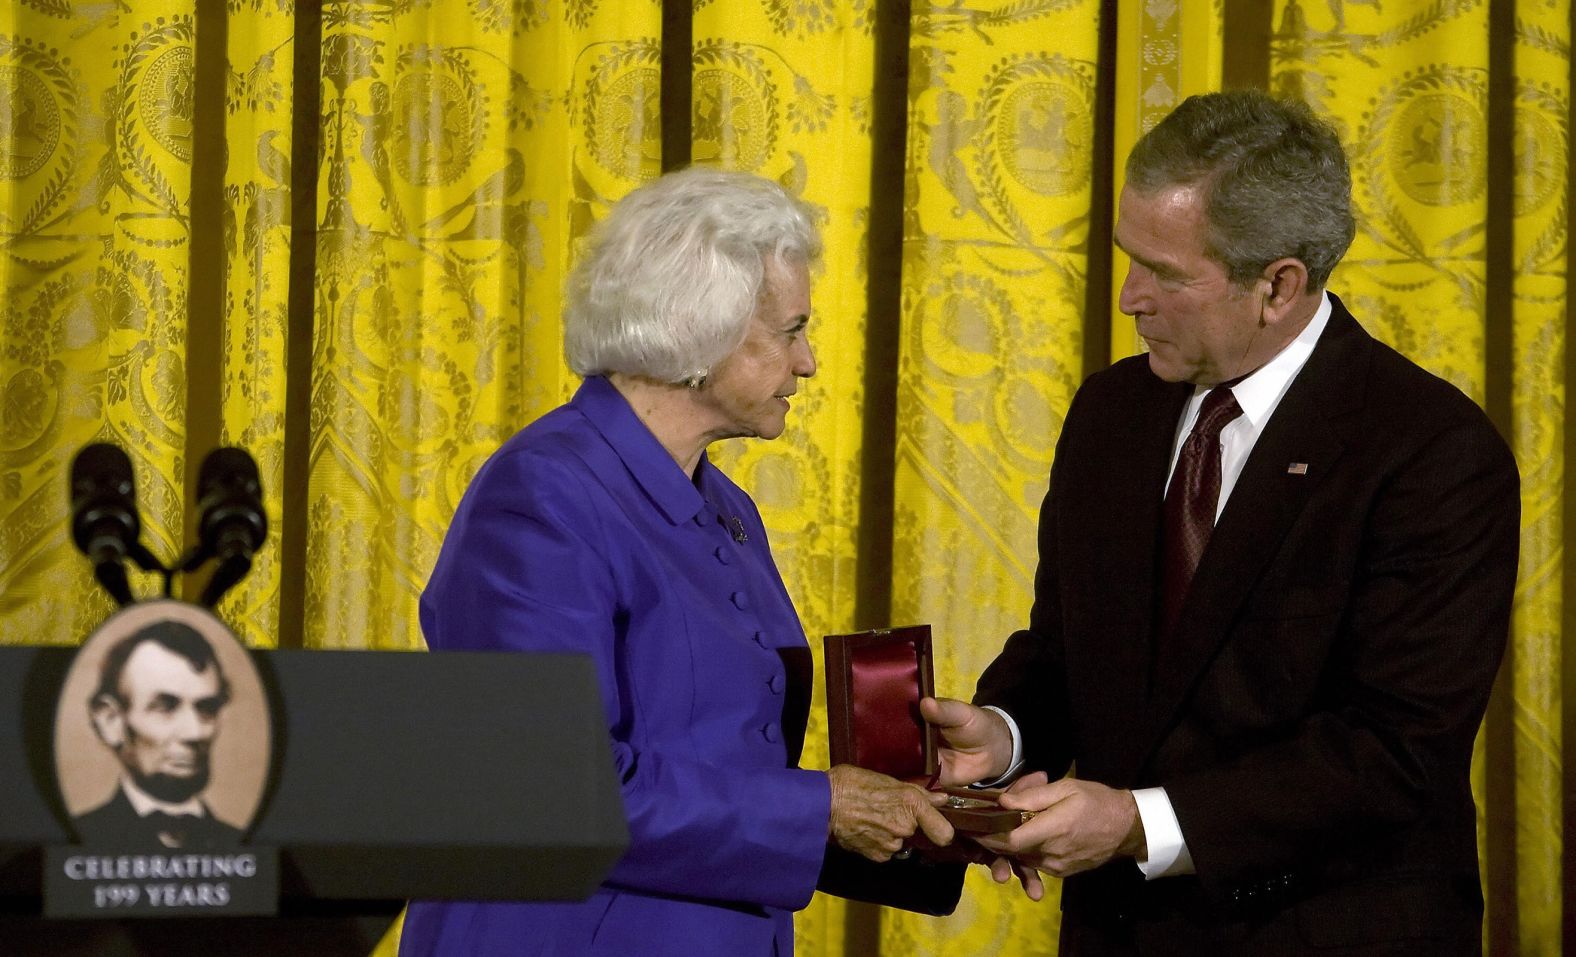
(988, 854, 1046, 902)
(828, 765, 955, 862)
(973, 772, 1146, 878)
(919, 696, 1014, 787)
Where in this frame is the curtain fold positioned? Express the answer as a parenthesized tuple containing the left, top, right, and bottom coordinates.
(1108, 0, 1223, 358)
(0, 1, 1568, 953)
(885, 2, 1100, 951)
(1509, 0, 1568, 948)
(218, 0, 295, 647)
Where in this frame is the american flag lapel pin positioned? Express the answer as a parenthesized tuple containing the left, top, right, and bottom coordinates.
(1287, 462, 1309, 475)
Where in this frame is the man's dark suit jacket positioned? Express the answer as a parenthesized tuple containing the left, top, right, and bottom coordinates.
(975, 295, 1520, 955)
(73, 787, 243, 849)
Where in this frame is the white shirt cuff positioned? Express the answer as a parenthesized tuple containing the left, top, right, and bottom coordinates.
(1131, 787, 1194, 879)
(975, 706, 1024, 787)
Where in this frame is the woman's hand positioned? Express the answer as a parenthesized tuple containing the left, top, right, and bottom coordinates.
(827, 765, 955, 862)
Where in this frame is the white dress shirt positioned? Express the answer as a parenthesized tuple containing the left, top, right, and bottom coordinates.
(994, 293, 1333, 879)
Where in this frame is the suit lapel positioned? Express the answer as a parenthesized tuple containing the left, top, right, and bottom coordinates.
(1104, 372, 1190, 631)
(1135, 299, 1371, 770)
(1082, 368, 1189, 775)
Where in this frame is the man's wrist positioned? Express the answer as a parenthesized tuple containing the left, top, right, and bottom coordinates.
(1130, 787, 1193, 878)
(1118, 789, 1146, 858)
(977, 706, 1023, 785)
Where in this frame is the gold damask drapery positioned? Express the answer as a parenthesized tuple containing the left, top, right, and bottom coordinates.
(1, 1, 1569, 955)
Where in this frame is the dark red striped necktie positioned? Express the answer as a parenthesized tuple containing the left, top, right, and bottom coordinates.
(1159, 386, 1244, 639)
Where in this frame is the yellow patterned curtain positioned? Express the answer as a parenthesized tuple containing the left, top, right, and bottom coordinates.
(2, 1, 1570, 955)
(3, 2, 199, 640)
(303, 0, 660, 651)
(887, 0, 1099, 951)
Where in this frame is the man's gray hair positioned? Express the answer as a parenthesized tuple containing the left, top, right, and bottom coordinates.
(565, 167, 822, 384)
(1126, 89, 1356, 290)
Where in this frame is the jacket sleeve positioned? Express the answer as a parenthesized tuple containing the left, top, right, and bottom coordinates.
(816, 845, 966, 915)
(971, 392, 1081, 780)
(420, 449, 831, 912)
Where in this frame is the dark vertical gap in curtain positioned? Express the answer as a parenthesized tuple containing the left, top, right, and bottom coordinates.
(183, 0, 230, 601)
(853, 0, 910, 634)
(1483, 9, 1516, 458)
(277, 0, 323, 651)
(660, 0, 692, 170)
(1081, 0, 1116, 377)
(846, 1, 911, 950)
(1563, 6, 1576, 951)
(1481, 1, 1519, 953)
(1219, 0, 1271, 91)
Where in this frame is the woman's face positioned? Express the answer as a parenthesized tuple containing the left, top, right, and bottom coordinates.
(697, 260, 816, 442)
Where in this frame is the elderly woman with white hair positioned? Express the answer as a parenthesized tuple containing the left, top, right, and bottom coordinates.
(400, 168, 962, 957)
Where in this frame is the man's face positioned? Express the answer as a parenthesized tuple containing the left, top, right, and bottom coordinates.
(92, 642, 225, 803)
(1115, 184, 1266, 386)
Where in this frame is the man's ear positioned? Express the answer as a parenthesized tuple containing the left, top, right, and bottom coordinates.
(1258, 258, 1311, 328)
(89, 693, 126, 750)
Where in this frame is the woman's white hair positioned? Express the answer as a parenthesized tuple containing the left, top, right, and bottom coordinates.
(564, 167, 822, 384)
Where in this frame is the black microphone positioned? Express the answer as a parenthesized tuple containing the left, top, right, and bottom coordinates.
(69, 443, 142, 606)
(193, 447, 267, 607)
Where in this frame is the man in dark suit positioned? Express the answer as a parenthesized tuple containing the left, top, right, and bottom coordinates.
(75, 620, 242, 849)
(923, 90, 1519, 954)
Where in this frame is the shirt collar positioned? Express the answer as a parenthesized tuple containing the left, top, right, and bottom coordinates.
(121, 777, 205, 818)
(572, 376, 708, 526)
(1194, 291, 1332, 427)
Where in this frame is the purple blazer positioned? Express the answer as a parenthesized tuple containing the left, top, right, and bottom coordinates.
(400, 376, 832, 956)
